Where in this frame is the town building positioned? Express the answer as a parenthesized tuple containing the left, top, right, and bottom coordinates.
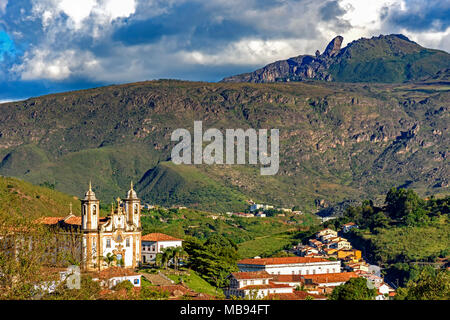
(224, 271, 293, 299)
(342, 222, 358, 233)
(316, 228, 338, 239)
(141, 233, 183, 263)
(88, 266, 142, 289)
(237, 257, 341, 275)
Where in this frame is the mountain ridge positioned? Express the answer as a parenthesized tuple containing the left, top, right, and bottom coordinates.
(0, 79, 448, 212)
(221, 34, 450, 83)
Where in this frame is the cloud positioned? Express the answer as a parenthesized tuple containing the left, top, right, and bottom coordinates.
(0, 0, 7, 14)
(383, 0, 450, 32)
(0, 0, 449, 100)
(12, 47, 100, 80)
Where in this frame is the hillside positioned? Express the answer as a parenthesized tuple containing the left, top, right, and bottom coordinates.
(0, 176, 81, 219)
(221, 34, 450, 83)
(0, 79, 448, 212)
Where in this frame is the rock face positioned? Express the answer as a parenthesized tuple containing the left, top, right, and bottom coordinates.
(221, 34, 450, 83)
(323, 36, 343, 57)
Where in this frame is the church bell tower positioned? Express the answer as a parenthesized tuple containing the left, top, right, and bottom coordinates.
(81, 181, 99, 231)
(124, 181, 141, 228)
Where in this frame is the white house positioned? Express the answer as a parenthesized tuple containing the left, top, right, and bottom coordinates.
(342, 222, 358, 233)
(90, 267, 141, 289)
(249, 204, 274, 212)
(141, 233, 183, 263)
(316, 228, 338, 239)
(237, 257, 341, 276)
(224, 271, 293, 299)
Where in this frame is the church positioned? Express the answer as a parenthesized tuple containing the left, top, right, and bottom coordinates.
(36, 182, 142, 272)
(81, 182, 142, 271)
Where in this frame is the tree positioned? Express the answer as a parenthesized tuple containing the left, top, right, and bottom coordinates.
(395, 269, 450, 300)
(103, 253, 116, 267)
(385, 188, 428, 225)
(330, 277, 377, 300)
(183, 235, 239, 288)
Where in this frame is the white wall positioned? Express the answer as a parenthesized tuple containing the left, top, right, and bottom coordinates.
(238, 261, 341, 275)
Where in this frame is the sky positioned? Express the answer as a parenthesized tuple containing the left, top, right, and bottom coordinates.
(0, 0, 449, 101)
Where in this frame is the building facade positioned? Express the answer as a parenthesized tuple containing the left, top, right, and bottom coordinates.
(141, 233, 183, 263)
(237, 257, 341, 275)
(81, 182, 142, 271)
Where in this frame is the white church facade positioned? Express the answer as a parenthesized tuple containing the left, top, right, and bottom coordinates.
(81, 182, 142, 271)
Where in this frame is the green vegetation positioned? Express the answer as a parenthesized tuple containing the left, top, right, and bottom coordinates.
(237, 232, 295, 258)
(330, 277, 377, 300)
(0, 176, 81, 219)
(395, 269, 450, 300)
(165, 269, 222, 297)
(183, 235, 239, 288)
(141, 206, 314, 246)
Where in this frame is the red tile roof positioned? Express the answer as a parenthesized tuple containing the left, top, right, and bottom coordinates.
(302, 272, 358, 284)
(36, 216, 64, 225)
(240, 281, 292, 290)
(272, 274, 303, 283)
(293, 291, 327, 300)
(231, 271, 272, 280)
(343, 222, 356, 226)
(89, 267, 140, 280)
(238, 257, 330, 265)
(64, 216, 82, 226)
(141, 233, 183, 242)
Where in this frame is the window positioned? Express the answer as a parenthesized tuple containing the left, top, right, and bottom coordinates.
(126, 238, 130, 247)
(106, 239, 111, 248)
(243, 280, 247, 286)
(93, 205, 97, 215)
(134, 279, 139, 285)
(313, 269, 316, 274)
(134, 206, 138, 215)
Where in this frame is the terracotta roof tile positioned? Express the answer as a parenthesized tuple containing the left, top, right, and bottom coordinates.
(272, 274, 303, 283)
(141, 233, 183, 242)
(36, 216, 64, 225)
(89, 267, 140, 280)
(240, 281, 292, 290)
(302, 272, 358, 284)
(238, 257, 330, 265)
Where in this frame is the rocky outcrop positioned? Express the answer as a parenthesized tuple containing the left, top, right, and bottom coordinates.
(221, 34, 450, 83)
(322, 35, 343, 57)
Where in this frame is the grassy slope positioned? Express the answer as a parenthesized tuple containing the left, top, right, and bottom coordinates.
(363, 217, 450, 264)
(165, 269, 222, 296)
(0, 176, 81, 219)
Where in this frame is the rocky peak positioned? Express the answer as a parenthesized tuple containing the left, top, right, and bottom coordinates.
(323, 35, 343, 57)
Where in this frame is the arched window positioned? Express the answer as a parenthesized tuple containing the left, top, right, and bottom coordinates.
(134, 205, 138, 215)
(93, 205, 97, 215)
(126, 238, 130, 247)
